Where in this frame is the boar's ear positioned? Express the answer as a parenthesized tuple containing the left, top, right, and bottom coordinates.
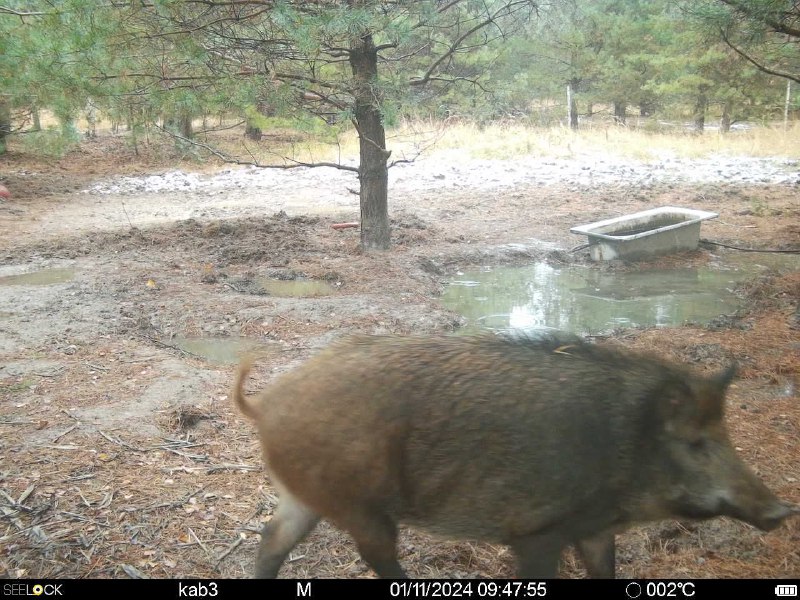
(687, 363, 737, 424)
(663, 365, 735, 428)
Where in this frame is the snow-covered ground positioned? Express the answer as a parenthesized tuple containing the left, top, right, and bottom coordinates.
(85, 152, 800, 196)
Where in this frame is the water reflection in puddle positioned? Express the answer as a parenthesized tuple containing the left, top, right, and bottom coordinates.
(254, 277, 335, 297)
(0, 268, 75, 286)
(168, 337, 280, 365)
(442, 253, 799, 334)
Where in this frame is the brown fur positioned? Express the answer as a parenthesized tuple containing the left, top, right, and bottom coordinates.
(231, 333, 795, 579)
(232, 355, 259, 421)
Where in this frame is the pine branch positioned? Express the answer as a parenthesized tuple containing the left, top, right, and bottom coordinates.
(720, 29, 800, 84)
(155, 125, 359, 173)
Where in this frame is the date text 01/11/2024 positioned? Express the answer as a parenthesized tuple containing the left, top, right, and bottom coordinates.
(389, 581, 548, 598)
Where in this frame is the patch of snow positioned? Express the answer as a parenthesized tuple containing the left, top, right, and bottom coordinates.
(83, 154, 800, 197)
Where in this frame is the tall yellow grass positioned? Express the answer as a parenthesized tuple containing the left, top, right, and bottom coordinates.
(53, 109, 800, 164)
(384, 119, 800, 161)
(219, 119, 800, 165)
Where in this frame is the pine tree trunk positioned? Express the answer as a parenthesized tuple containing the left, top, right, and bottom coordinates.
(693, 94, 707, 132)
(613, 102, 626, 125)
(783, 80, 791, 130)
(180, 113, 193, 139)
(567, 83, 578, 130)
(0, 99, 10, 154)
(720, 101, 732, 133)
(349, 33, 391, 251)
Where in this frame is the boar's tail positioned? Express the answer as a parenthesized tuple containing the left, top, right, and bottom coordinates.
(233, 355, 261, 420)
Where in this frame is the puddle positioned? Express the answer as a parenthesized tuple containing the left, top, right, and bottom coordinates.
(167, 337, 279, 365)
(0, 268, 75, 286)
(442, 253, 799, 335)
(255, 277, 334, 297)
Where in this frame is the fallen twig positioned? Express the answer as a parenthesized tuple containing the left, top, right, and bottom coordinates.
(97, 492, 114, 510)
(97, 430, 144, 452)
(187, 527, 212, 558)
(73, 487, 92, 508)
(17, 485, 34, 505)
(119, 356, 160, 363)
(59, 511, 110, 527)
(61, 409, 81, 422)
(161, 466, 207, 474)
(214, 536, 243, 564)
(161, 463, 260, 474)
(142, 335, 199, 358)
(121, 564, 149, 579)
(158, 438, 206, 450)
(84, 362, 110, 372)
(52, 423, 79, 443)
(33, 367, 66, 378)
(0, 518, 71, 543)
(206, 463, 260, 474)
(162, 447, 209, 462)
(63, 473, 95, 483)
(138, 486, 209, 513)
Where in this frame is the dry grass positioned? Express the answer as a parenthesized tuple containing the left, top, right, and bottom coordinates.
(47, 110, 800, 168)
(392, 119, 800, 161)
(203, 118, 800, 166)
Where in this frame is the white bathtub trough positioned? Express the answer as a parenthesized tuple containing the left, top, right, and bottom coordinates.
(570, 206, 719, 261)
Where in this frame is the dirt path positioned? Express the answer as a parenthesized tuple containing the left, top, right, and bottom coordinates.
(0, 142, 798, 579)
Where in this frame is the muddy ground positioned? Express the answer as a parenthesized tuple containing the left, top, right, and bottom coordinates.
(0, 135, 798, 579)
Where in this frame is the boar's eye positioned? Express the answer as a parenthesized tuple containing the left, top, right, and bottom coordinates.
(689, 438, 709, 453)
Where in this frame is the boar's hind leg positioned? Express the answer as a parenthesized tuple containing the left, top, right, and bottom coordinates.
(576, 533, 616, 578)
(509, 533, 564, 578)
(340, 510, 406, 578)
(255, 490, 320, 578)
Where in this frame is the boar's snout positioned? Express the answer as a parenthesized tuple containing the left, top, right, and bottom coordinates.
(726, 497, 798, 532)
(750, 502, 799, 532)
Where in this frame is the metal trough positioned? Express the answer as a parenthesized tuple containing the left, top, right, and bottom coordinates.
(570, 206, 719, 261)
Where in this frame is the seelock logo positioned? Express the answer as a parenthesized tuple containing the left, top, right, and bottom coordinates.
(3, 584, 63, 596)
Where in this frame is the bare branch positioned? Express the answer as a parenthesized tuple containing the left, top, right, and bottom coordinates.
(91, 73, 215, 83)
(281, 80, 350, 112)
(349, 119, 392, 161)
(184, 0, 277, 7)
(380, 43, 430, 63)
(272, 71, 349, 94)
(413, 75, 492, 93)
(154, 125, 359, 173)
(720, 29, 800, 84)
(191, 120, 248, 135)
(386, 120, 449, 169)
(0, 5, 47, 17)
(437, 0, 467, 14)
